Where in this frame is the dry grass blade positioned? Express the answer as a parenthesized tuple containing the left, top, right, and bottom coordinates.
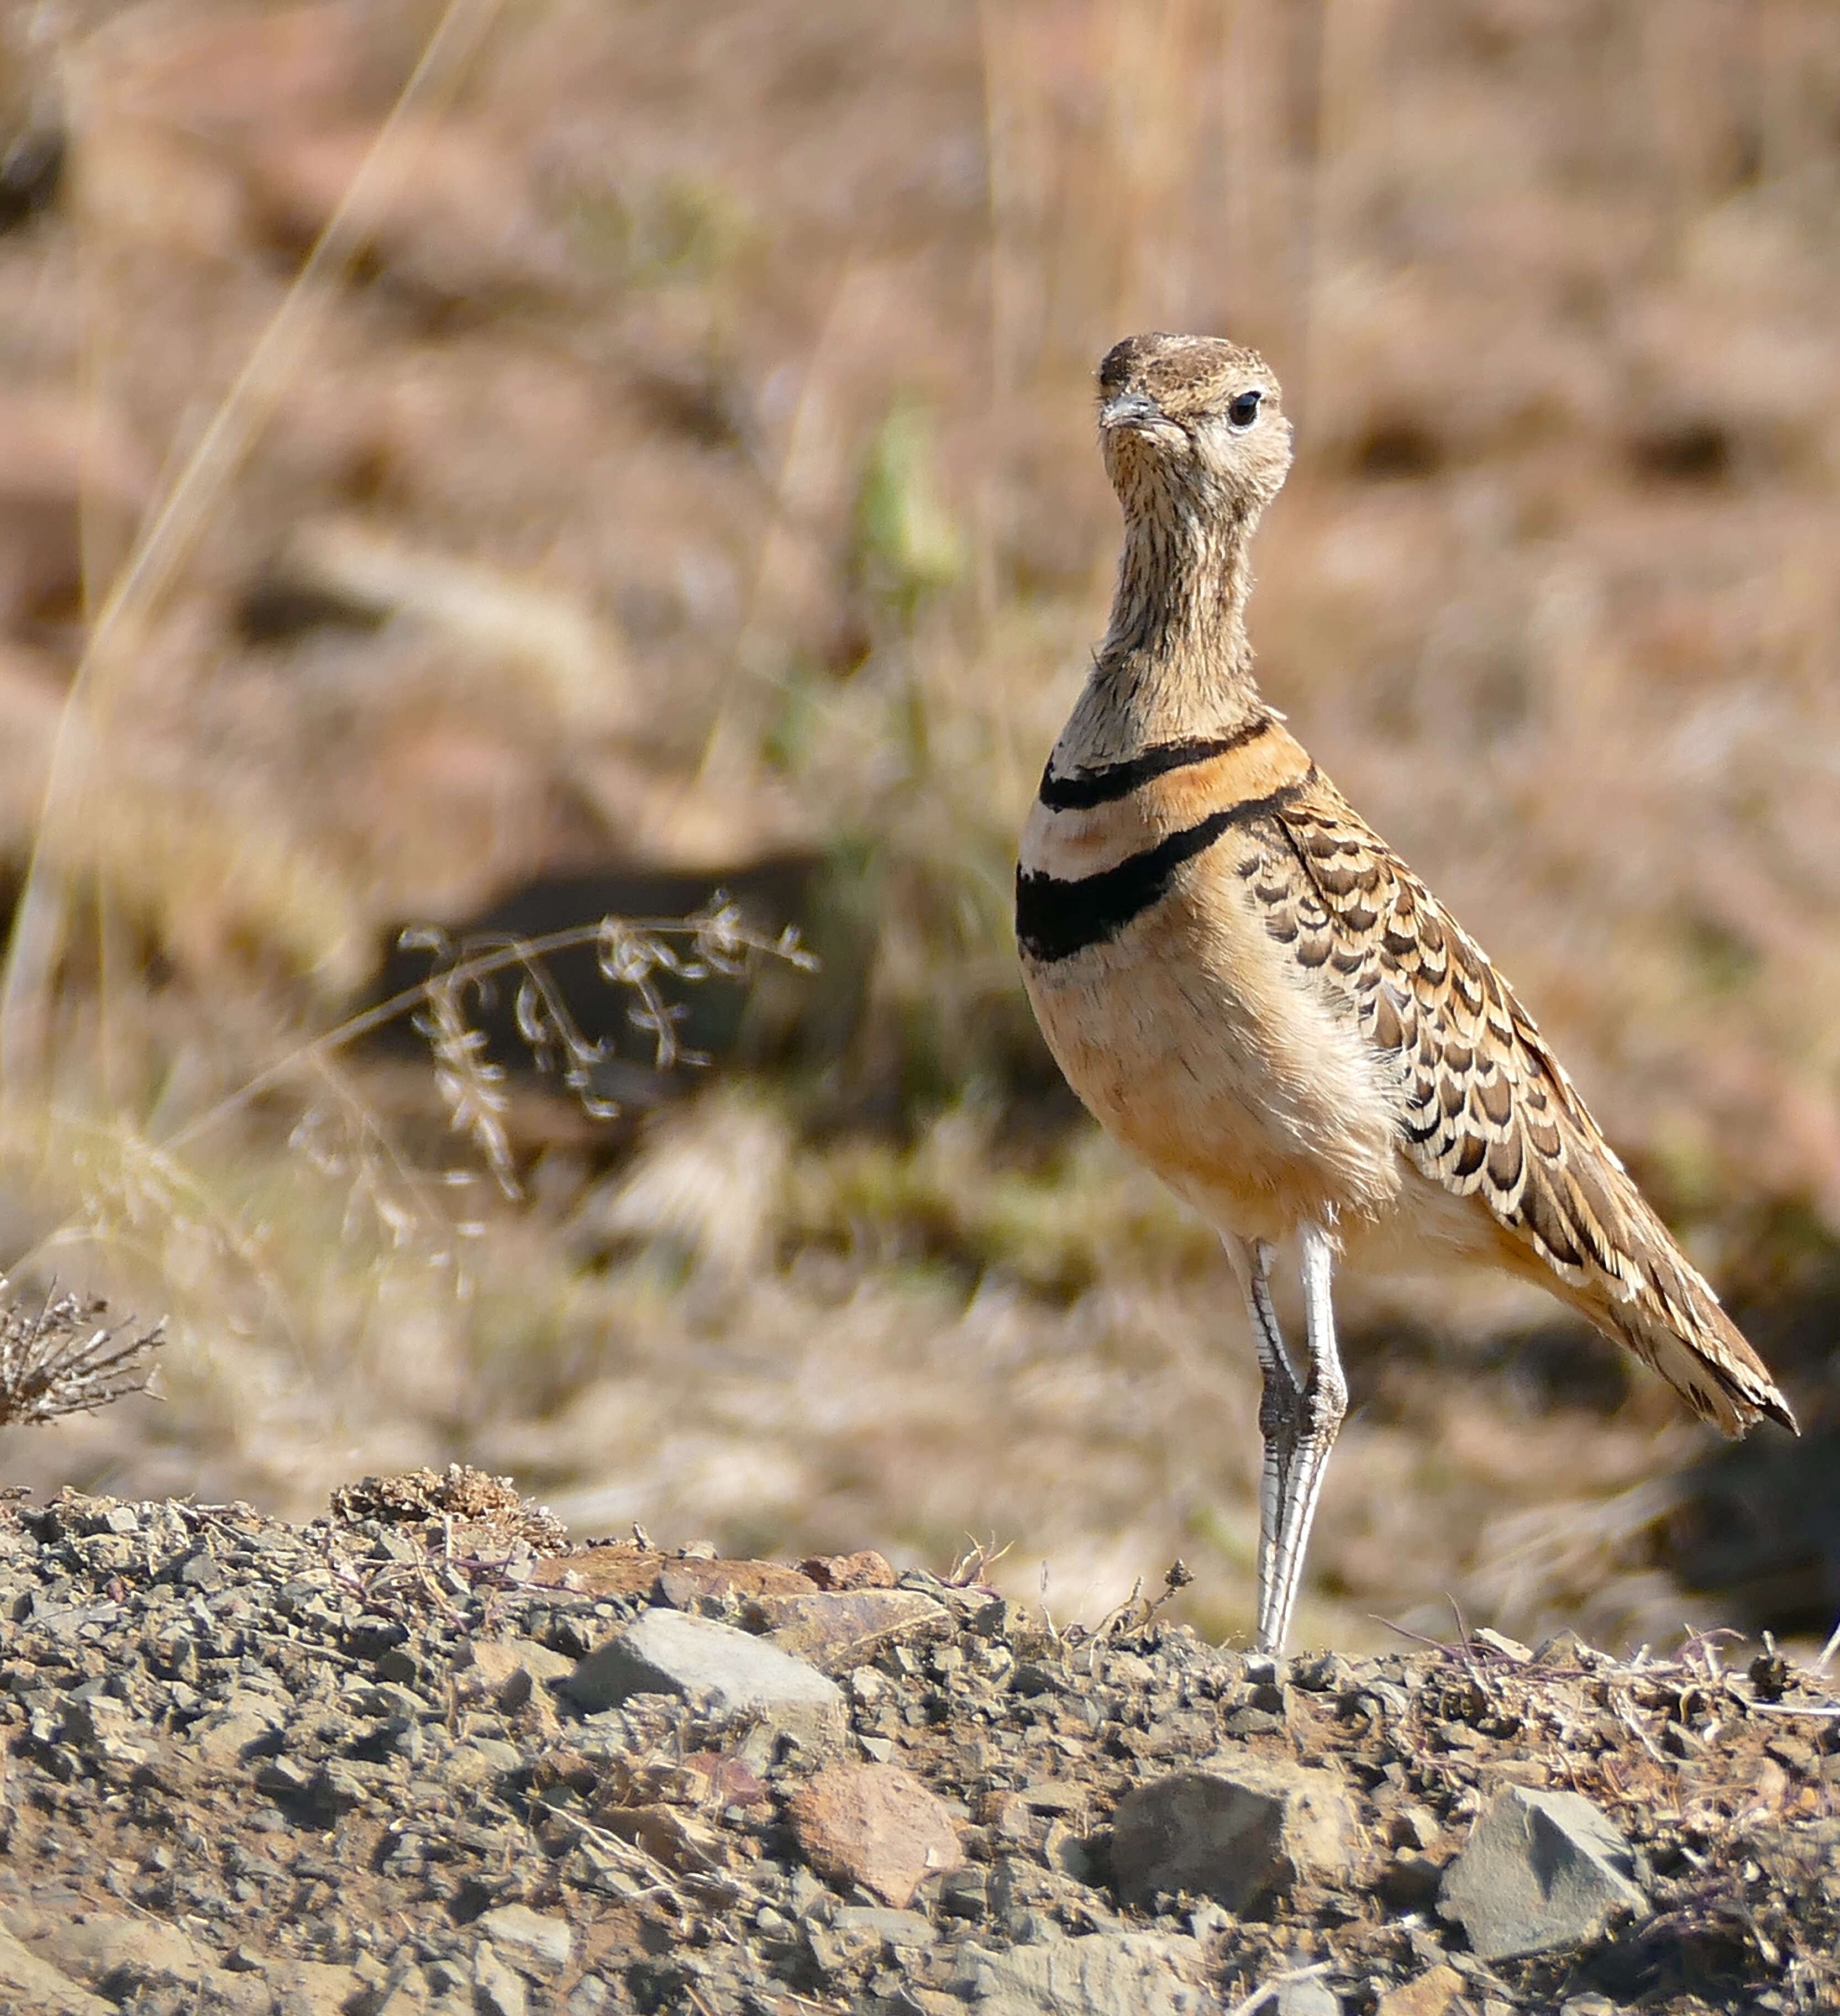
(0, 0, 506, 1084)
(0, 1278, 162, 1428)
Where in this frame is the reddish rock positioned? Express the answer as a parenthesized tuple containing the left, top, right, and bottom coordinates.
(655, 1556, 818, 1606)
(745, 1588, 947, 1672)
(1376, 1965, 1467, 2016)
(528, 1545, 664, 1598)
(529, 1547, 816, 1603)
(788, 1764, 964, 1909)
(798, 1549, 898, 1591)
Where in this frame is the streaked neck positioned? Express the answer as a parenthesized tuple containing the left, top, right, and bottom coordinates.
(1071, 494, 1264, 759)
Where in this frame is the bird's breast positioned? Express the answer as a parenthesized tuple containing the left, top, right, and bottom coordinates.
(1016, 719, 1403, 1242)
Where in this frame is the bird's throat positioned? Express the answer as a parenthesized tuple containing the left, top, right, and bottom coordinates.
(1087, 497, 1264, 747)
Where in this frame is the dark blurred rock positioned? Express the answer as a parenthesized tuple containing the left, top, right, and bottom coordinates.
(1111, 1762, 1357, 1915)
(0, 130, 64, 233)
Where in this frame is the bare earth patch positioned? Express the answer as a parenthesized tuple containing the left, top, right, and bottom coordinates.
(0, 1473, 1834, 2015)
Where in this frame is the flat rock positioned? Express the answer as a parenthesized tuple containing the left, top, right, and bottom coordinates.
(832, 1904, 937, 1948)
(948, 1933, 1208, 2015)
(28, 1910, 208, 1989)
(529, 1546, 815, 1602)
(267, 1959, 368, 2016)
(1440, 1783, 1644, 1961)
(477, 1903, 572, 1972)
(0, 1926, 112, 2016)
(746, 1587, 948, 1671)
(656, 1555, 819, 1605)
(1111, 1760, 1358, 1913)
(561, 1608, 847, 1750)
(788, 1762, 965, 1907)
(528, 1544, 666, 1598)
(472, 1943, 528, 2016)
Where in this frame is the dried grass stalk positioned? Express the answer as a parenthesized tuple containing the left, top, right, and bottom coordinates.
(0, 1280, 162, 1428)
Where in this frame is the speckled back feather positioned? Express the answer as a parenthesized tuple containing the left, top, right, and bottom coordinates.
(1243, 771, 1794, 1436)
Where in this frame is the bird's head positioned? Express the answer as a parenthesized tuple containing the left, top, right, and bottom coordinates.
(1096, 333, 1292, 522)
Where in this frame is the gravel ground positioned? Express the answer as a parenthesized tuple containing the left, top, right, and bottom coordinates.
(1, 1468, 1836, 2016)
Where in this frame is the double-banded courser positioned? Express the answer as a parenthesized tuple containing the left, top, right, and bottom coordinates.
(1017, 332, 1795, 1656)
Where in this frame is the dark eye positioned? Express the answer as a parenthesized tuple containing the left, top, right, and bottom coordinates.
(1227, 390, 1262, 428)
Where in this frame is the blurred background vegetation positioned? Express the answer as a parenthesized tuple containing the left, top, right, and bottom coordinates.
(1, 0, 1838, 1652)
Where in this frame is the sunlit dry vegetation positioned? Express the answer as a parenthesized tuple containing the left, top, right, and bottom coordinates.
(1, 0, 1838, 1650)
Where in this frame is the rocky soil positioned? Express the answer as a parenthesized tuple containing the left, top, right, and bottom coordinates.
(1, 1468, 1836, 2016)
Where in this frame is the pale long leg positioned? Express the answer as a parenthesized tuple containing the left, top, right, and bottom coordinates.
(1259, 1221, 1349, 1657)
(1223, 1234, 1304, 1652)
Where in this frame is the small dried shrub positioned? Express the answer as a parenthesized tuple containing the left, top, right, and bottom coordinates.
(0, 1281, 162, 1428)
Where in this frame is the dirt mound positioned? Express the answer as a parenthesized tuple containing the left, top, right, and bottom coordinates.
(0, 1474, 1834, 2014)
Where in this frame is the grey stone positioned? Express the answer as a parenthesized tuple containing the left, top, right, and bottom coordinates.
(1440, 1784, 1645, 1961)
(562, 1608, 847, 1750)
(477, 1903, 572, 1972)
(832, 1904, 938, 1949)
(467, 1736, 525, 1773)
(948, 1933, 1208, 2015)
(1111, 1761, 1358, 1913)
(473, 1941, 529, 2016)
(1273, 1981, 1342, 2016)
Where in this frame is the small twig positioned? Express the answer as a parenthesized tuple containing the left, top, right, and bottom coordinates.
(1816, 1617, 1840, 1673)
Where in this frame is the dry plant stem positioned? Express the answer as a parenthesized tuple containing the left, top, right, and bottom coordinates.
(0, 0, 505, 1091)
(0, 907, 811, 1304)
(0, 1279, 161, 1429)
(171, 909, 811, 1159)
